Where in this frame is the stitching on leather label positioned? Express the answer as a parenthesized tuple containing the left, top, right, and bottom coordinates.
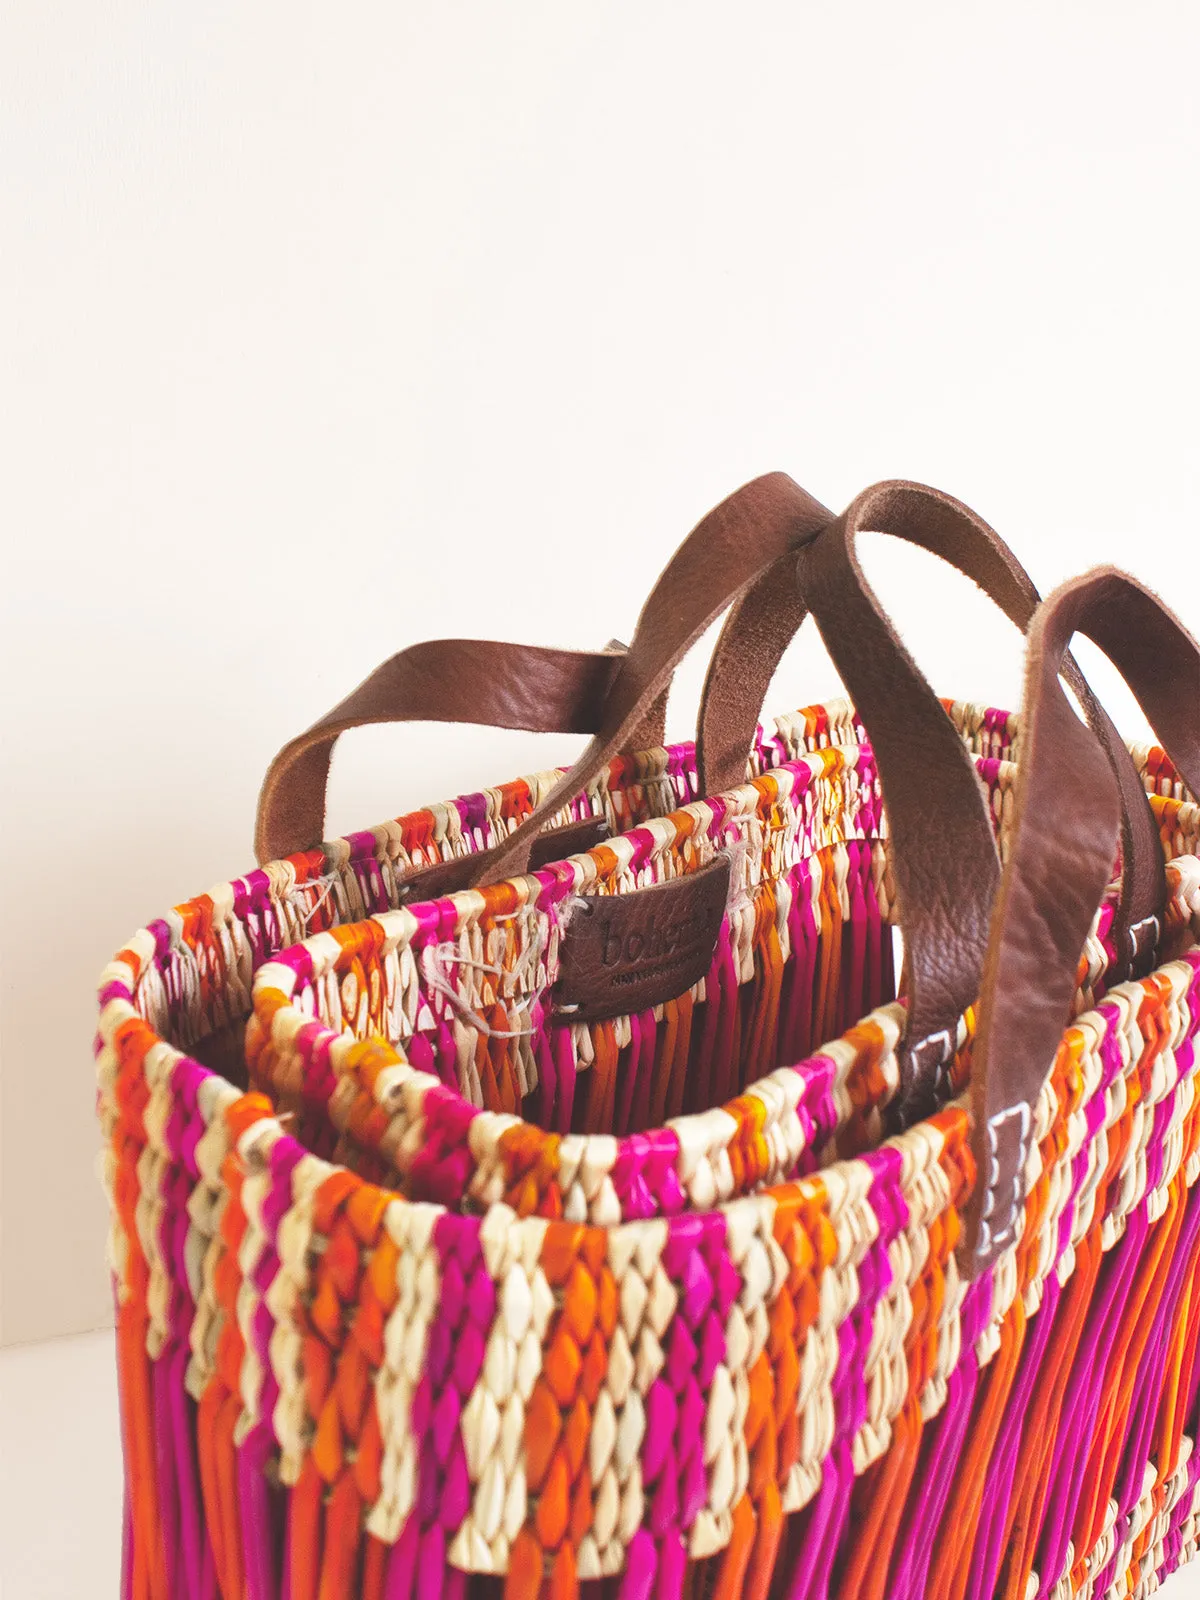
(553, 856, 732, 1023)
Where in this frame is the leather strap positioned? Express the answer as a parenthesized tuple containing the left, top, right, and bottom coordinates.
(965, 567, 1200, 1275)
(256, 475, 833, 867)
(793, 486, 1007, 1107)
(702, 481, 1166, 992)
(484, 473, 834, 883)
(259, 473, 833, 890)
(255, 639, 633, 863)
(555, 855, 734, 1022)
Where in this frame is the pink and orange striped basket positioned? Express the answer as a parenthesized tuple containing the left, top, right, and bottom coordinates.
(95, 477, 1200, 1600)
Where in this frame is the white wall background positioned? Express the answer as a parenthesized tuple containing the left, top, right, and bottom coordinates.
(3, 1, 1199, 1347)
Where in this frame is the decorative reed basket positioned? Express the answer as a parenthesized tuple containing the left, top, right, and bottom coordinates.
(95, 478, 1200, 1600)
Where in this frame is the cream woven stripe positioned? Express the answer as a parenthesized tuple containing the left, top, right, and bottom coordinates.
(100, 950, 1198, 1419)
(366, 1198, 442, 1539)
(447, 1209, 550, 1572)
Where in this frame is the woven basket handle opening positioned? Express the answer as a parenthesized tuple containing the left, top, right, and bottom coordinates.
(965, 566, 1200, 1275)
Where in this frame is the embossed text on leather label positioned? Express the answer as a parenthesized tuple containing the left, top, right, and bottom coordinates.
(553, 856, 732, 1022)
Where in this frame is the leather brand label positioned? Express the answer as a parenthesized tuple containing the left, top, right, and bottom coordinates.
(554, 856, 732, 1022)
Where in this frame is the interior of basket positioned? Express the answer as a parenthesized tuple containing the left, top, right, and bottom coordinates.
(111, 697, 1199, 1211)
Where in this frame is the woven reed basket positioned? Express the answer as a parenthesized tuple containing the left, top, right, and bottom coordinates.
(96, 477, 1200, 1600)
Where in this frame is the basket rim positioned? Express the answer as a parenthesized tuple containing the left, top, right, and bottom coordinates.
(96, 695, 1195, 1255)
(248, 744, 898, 1219)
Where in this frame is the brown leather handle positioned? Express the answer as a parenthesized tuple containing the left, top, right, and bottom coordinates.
(482, 473, 834, 883)
(255, 639, 635, 863)
(701, 480, 1081, 792)
(701, 482, 1161, 1116)
(965, 568, 1200, 1275)
(256, 475, 833, 868)
(704, 481, 1166, 991)
(792, 485, 1008, 1109)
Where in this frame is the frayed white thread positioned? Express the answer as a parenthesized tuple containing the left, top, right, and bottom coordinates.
(419, 922, 550, 1040)
(298, 874, 340, 932)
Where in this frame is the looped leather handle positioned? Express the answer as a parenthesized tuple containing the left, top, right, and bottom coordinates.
(706, 481, 1166, 985)
(793, 485, 1005, 1105)
(255, 639, 633, 863)
(257, 474, 834, 869)
(481, 473, 834, 882)
(964, 567, 1200, 1275)
(769, 483, 1166, 1114)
